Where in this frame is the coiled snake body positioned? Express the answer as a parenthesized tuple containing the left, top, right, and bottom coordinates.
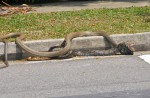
(0, 31, 134, 69)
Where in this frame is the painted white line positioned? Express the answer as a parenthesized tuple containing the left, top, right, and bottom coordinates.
(139, 54, 150, 64)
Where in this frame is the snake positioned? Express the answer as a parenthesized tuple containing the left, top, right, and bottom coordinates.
(69, 42, 134, 57)
(50, 31, 134, 58)
(0, 40, 9, 69)
(0, 31, 134, 68)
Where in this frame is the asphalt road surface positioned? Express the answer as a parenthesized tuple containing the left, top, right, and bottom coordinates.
(0, 54, 150, 98)
(33, 0, 150, 13)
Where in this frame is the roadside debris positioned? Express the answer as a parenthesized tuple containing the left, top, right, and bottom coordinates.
(0, 1, 34, 16)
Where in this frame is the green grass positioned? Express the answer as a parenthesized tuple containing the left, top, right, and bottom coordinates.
(0, 6, 150, 41)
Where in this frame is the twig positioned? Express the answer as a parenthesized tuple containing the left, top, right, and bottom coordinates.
(1, 1, 12, 7)
(0, 1, 34, 16)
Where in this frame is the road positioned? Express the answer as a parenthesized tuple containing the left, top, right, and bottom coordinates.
(0, 53, 150, 98)
(32, 0, 150, 13)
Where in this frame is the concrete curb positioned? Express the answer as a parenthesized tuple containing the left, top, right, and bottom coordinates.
(0, 32, 150, 60)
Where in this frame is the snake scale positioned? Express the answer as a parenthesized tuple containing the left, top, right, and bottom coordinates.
(0, 31, 134, 69)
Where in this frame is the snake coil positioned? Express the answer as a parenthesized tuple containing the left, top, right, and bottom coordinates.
(0, 31, 134, 69)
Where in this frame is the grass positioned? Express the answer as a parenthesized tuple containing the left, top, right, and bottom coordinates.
(0, 6, 150, 41)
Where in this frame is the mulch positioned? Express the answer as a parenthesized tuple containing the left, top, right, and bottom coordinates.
(0, 1, 34, 16)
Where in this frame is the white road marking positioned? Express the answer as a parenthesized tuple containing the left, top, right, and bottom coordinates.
(139, 54, 150, 64)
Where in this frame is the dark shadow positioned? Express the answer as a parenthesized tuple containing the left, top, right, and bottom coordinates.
(30, 0, 150, 8)
(0, 0, 149, 6)
(105, 0, 149, 2)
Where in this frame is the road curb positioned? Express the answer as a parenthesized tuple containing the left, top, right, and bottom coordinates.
(0, 32, 150, 60)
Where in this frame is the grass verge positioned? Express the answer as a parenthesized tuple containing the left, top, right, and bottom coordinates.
(0, 6, 150, 41)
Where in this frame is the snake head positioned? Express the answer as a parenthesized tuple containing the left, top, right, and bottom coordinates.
(117, 42, 135, 55)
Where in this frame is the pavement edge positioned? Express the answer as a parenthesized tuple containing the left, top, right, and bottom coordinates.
(0, 32, 150, 60)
